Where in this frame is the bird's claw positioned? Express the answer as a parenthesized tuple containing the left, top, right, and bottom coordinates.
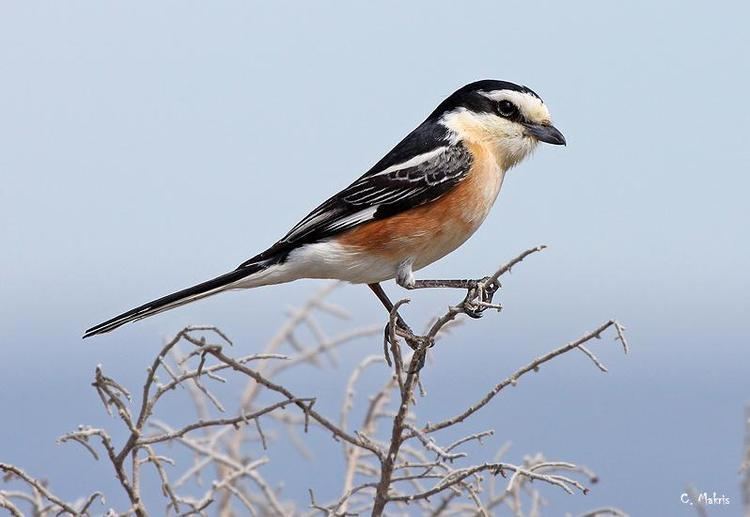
(388, 322, 434, 349)
(384, 320, 413, 346)
(383, 320, 433, 372)
(462, 276, 501, 319)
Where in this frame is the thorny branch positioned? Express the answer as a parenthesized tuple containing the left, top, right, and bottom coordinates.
(1, 247, 633, 516)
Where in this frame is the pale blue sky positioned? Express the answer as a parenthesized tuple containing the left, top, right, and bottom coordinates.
(1, 1, 748, 514)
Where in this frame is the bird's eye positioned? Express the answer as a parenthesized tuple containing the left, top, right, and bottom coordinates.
(496, 100, 518, 118)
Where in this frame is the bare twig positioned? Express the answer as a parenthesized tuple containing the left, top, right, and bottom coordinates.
(2, 248, 629, 517)
(0, 464, 78, 515)
(415, 320, 627, 437)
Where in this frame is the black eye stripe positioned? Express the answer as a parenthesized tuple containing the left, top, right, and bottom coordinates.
(496, 100, 522, 121)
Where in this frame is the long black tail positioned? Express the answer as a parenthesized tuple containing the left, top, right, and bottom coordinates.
(83, 263, 265, 338)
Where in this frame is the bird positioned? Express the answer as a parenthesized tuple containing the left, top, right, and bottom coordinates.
(83, 80, 565, 339)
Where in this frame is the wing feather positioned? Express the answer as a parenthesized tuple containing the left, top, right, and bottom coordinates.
(236, 125, 471, 269)
(282, 143, 471, 245)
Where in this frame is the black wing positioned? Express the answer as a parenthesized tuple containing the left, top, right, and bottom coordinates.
(239, 124, 472, 267)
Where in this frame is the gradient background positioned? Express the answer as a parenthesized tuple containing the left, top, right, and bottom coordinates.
(1, 1, 748, 514)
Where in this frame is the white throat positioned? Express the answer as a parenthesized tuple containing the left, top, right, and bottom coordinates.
(440, 109, 538, 171)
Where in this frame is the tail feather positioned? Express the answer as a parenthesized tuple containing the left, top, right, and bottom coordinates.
(83, 263, 265, 338)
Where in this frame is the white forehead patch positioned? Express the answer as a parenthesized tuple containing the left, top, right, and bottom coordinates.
(480, 89, 551, 124)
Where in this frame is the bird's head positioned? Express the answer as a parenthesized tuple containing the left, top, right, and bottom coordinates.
(432, 80, 565, 170)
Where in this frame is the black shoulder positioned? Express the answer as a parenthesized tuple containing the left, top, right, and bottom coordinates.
(363, 120, 452, 177)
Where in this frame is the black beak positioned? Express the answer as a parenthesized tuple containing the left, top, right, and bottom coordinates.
(523, 123, 566, 146)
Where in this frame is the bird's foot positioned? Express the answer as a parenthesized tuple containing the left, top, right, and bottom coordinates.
(384, 320, 434, 348)
(462, 276, 502, 319)
(382, 320, 433, 372)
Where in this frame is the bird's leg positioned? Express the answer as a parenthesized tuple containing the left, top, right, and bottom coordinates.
(368, 283, 411, 331)
(367, 283, 427, 355)
(395, 261, 501, 319)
